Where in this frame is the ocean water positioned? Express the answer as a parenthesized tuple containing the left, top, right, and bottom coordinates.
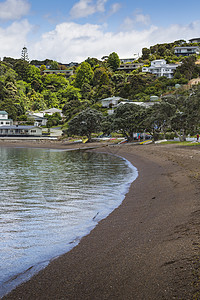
(0, 147, 138, 297)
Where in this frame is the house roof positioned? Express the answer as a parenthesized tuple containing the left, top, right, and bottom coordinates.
(0, 111, 8, 115)
(42, 108, 62, 113)
(101, 96, 122, 102)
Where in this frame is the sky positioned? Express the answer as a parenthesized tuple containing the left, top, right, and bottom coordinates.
(1, 0, 200, 63)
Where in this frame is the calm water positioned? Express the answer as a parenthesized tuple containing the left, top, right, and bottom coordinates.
(0, 147, 138, 297)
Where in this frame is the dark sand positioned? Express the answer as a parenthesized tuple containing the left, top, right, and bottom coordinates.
(1, 140, 200, 300)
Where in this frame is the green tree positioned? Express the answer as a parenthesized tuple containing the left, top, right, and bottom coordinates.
(107, 52, 120, 71)
(57, 85, 81, 104)
(67, 108, 103, 141)
(145, 102, 176, 140)
(49, 61, 59, 70)
(174, 56, 199, 80)
(141, 48, 150, 60)
(75, 62, 94, 88)
(112, 103, 146, 141)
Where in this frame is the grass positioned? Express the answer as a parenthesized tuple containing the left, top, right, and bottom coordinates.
(160, 141, 200, 146)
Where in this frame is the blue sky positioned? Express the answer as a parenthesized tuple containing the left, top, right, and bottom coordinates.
(0, 0, 200, 62)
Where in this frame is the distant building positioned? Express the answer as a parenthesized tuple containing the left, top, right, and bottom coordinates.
(42, 69, 74, 78)
(27, 114, 48, 126)
(120, 58, 136, 63)
(117, 101, 156, 108)
(118, 63, 144, 72)
(101, 96, 123, 108)
(0, 125, 42, 136)
(0, 111, 13, 126)
(188, 38, 200, 43)
(142, 59, 180, 79)
(174, 46, 200, 57)
(28, 108, 64, 119)
(42, 108, 63, 117)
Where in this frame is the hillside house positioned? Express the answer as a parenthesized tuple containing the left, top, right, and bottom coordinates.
(101, 97, 123, 108)
(27, 114, 48, 126)
(0, 111, 13, 126)
(118, 63, 144, 73)
(174, 46, 200, 57)
(142, 59, 180, 79)
(42, 69, 73, 78)
(188, 38, 200, 43)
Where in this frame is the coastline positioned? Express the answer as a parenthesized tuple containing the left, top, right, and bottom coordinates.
(2, 140, 200, 299)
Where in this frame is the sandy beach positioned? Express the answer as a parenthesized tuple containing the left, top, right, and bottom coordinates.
(1, 139, 200, 299)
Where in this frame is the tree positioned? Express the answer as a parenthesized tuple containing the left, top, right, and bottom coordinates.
(67, 108, 103, 141)
(13, 59, 30, 81)
(75, 62, 94, 88)
(112, 103, 146, 141)
(145, 102, 176, 140)
(107, 52, 120, 71)
(21, 46, 29, 62)
(174, 56, 199, 80)
(49, 61, 59, 70)
(141, 48, 150, 60)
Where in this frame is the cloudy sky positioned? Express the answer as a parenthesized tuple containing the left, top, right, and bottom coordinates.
(0, 0, 200, 63)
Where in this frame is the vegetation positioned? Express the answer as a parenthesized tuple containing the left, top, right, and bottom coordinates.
(0, 39, 200, 140)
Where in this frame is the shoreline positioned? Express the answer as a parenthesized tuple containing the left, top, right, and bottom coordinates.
(2, 141, 200, 299)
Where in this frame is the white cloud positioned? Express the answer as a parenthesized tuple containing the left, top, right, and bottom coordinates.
(1, 17, 200, 62)
(122, 11, 151, 30)
(135, 13, 150, 25)
(30, 20, 200, 63)
(0, 19, 32, 58)
(0, 0, 30, 21)
(70, 0, 107, 19)
(109, 3, 121, 15)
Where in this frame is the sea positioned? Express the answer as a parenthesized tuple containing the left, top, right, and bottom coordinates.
(0, 147, 138, 297)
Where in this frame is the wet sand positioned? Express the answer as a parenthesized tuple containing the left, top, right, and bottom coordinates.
(2, 140, 200, 299)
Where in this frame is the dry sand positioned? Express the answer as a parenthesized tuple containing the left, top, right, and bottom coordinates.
(1, 140, 200, 300)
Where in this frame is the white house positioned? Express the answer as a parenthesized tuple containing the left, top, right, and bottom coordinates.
(42, 108, 63, 117)
(0, 125, 42, 136)
(142, 59, 180, 79)
(27, 113, 48, 126)
(101, 97, 122, 108)
(28, 108, 64, 119)
(189, 38, 200, 43)
(174, 46, 200, 57)
(0, 111, 13, 126)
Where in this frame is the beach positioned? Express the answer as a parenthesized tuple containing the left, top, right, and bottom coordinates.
(2, 140, 200, 300)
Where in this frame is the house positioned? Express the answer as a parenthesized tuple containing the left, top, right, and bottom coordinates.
(189, 38, 200, 44)
(142, 59, 180, 79)
(42, 69, 73, 78)
(42, 108, 63, 117)
(0, 111, 13, 126)
(0, 125, 42, 136)
(101, 97, 123, 108)
(118, 63, 144, 73)
(27, 114, 48, 126)
(120, 58, 137, 63)
(174, 46, 200, 57)
(117, 101, 156, 108)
